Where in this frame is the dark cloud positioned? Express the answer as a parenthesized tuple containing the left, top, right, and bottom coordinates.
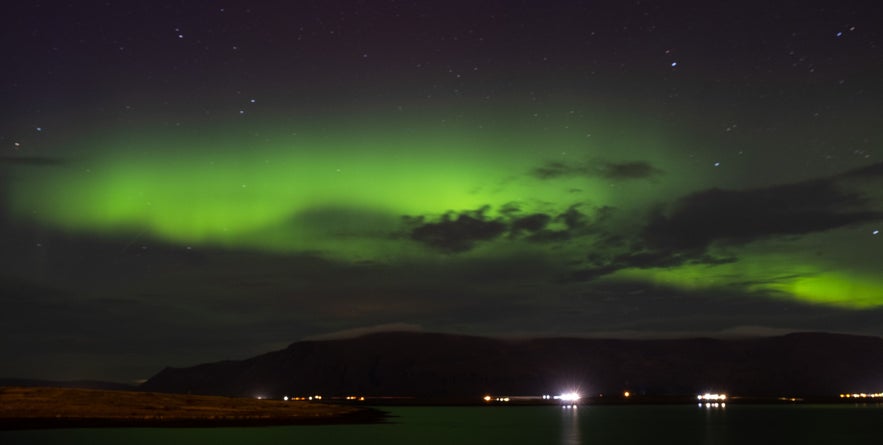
(641, 179, 878, 252)
(510, 213, 551, 233)
(532, 161, 572, 179)
(0, 155, 67, 166)
(526, 205, 597, 243)
(570, 251, 737, 282)
(498, 201, 523, 216)
(600, 161, 665, 180)
(571, 164, 883, 280)
(408, 207, 507, 253)
(406, 204, 611, 252)
(532, 159, 663, 181)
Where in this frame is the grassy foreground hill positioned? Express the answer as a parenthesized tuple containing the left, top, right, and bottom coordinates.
(0, 387, 383, 430)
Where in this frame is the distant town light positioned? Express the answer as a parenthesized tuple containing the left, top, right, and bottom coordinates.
(558, 392, 581, 402)
(842, 392, 883, 399)
(698, 393, 728, 408)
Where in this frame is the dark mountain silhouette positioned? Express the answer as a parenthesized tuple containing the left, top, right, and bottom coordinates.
(140, 331, 883, 399)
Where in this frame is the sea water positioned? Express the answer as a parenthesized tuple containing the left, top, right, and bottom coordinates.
(2, 404, 881, 445)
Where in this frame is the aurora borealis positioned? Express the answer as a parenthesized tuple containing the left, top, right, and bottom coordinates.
(8, 117, 682, 255)
(2, 1, 883, 381)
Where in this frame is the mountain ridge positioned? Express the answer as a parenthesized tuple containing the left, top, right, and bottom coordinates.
(140, 331, 883, 399)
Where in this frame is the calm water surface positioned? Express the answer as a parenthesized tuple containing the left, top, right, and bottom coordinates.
(2, 404, 882, 445)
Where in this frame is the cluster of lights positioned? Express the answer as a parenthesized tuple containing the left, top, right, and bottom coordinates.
(344, 396, 366, 401)
(482, 392, 582, 405)
(555, 391, 581, 408)
(840, 393, 883, 399)
(697, 393, 727, 408)
(282, 395, 323, 401)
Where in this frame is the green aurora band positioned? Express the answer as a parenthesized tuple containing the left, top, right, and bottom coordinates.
(10, 118, 679, 253)
(7, 119, 883, 309)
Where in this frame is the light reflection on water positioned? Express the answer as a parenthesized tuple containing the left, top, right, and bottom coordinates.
(560, 405, 581, 445)
(2, 404, 883, 445)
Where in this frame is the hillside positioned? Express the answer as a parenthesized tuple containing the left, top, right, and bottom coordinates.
(140, 331, 883, 399)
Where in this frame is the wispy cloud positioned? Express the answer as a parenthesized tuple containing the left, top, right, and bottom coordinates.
(532, 159, 663, 181)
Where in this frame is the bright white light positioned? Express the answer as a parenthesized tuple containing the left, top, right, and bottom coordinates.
(558, 392, 581, 402)
(283, 396, 289, 401)
(697, 393, 727, 401)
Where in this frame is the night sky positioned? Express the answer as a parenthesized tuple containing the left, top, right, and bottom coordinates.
(2, 1, 883, 383)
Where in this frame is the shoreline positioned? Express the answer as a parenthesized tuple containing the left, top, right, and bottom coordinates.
(0, 387, 388, 431)
(0, 408, 389, 431)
